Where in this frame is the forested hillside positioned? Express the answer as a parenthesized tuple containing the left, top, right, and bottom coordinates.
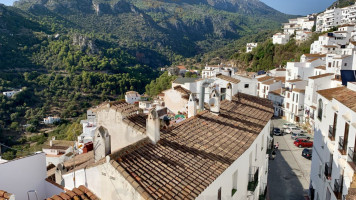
(329, 0, 355, 8)
(0, 0, 294, 159)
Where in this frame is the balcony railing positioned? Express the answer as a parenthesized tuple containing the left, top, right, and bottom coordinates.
(333, 178, 343, 199)
(259, 183, 267, 200)
(247, 167, 259, 192)
(328, 125, 335, 141)
(324, 162, 332, 181)
(338, 136, 346, 155)
(348, 147, 356, 166)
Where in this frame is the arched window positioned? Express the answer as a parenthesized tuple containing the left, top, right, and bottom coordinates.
(318, 99, 323, 121)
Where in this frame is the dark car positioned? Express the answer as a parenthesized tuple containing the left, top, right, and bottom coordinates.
(302, 148, 312, 159)
(294, 139, 313, 148)
(273, 128, 282, 136)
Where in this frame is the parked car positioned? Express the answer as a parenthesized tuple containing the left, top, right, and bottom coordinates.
(302, 148, 312, 159)
(273, 128, 282, 136)
(294, 139, 313, 148)
(282, 123, 297, 129)
(291, 133, 311, 140)
(285, 127, 302, 134)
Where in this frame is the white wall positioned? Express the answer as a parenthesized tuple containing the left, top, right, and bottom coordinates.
(0, 153, 47, 200)
(63, 159, 144, 200)
(96, 107, 147, 152)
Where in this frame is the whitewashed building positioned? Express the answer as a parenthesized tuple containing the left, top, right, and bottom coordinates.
(2, 90, 21, 98)
(310, 84, 356, 200)
(246, 43, 258, 53)
(52, 91, 274, 200)
(125, 91, 141, 104)
(201, 64, 237, 78)
(42, 138, 74, 166)
(0, 153, 65, 200)
(43, 116, 60, 125)
(273, 33, 290, 45)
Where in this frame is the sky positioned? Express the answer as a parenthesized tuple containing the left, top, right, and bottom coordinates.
(261, 0, 336, 15)
(0, 0, 337, 15)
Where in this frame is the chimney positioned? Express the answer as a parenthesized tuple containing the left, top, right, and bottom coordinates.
(55, 164, 65, 186)
(146, 108, 160, 144)
(199, 82, 207, 111)
(188, 93, 197, 118)
(209, 89, 220, 115)
(226, 83, 233, 101)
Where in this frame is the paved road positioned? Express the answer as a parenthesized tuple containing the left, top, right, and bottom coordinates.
(268, 119, 312, 200)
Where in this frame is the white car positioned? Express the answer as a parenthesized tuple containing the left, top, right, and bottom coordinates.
(282, 123, 297, 129)
(285, 127, 302, 134)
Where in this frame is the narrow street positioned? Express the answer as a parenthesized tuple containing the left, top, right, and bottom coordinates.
(268, 119, 312, 200)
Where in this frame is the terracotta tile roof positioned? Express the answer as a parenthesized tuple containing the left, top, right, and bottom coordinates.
(177, 65, 186, 70)
(46, 185, 99, 200)
(43, 140, 75, 150)
(286, 79, 302, 83)
(303, 54, 326, 58)
(262, 79, 276, 85)
(257, 76, 273, 82)
(320, 87, 356, 112)
(269, 89, 282, 96)
(310, 105, 317, 110)
(174, 85, 192, 100)
(93, 101, 139, 116)
(0, 190, 12, 200)
(276, 68, 286, 71)
(308, 73, 334, 80)
(317, 86, 346, 101)
(315, 65, 326, 70)
(339, 24, 355, 27)
(111, 93, 273, 200)
(123, 113, 147, 133)
(47, 152, 100, 178)
(274, 77, 286, 83)
(323, 45, 338, 48)
(292, 88, 305, 93)
(307, 57, 320, 62)
(216, 74, 240, 84)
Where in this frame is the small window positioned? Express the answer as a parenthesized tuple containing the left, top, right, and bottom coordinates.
(218, 188, 221, 200)
(344, 63, 347, 67)
(244, 84, 249, 88)
(318, 99, 323, 121)
(232, 170, 238, 196)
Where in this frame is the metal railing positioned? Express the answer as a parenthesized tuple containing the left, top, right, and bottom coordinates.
(338, 136, 345, 155)
(333, 178, 342, 199)
(328, 125, 335, 141)
(247, 167, 259, 192)
(324, 162, 332, 181)
(348, 147, 356, 165)
(259, 183, 267, 200)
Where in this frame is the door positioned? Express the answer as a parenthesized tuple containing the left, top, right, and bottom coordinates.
(344, 122, 349, 154)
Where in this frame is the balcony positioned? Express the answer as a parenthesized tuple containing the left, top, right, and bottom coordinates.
(328, 125, 335, 141)
(338, 136, 346, 155)
(259, 183, 267, 200)
(333, 178, 343, 199)
(247, 167, 259, 192)
(324, 162, 332, 181)
(348, 147, 356, 171)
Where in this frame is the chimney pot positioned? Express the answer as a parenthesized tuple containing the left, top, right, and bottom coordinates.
(146, 108, 160, 144)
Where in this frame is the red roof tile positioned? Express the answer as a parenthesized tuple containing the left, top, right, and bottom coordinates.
(216, 74, 240, 84)
(46, 185, 99, 200)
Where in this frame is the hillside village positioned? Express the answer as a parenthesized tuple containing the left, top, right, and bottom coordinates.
(5, 2, 356, 200)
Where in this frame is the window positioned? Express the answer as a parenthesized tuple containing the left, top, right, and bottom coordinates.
(232, 170, 238, 196)
(244, 84, 249, 88)
(258, 83, 260, 90)
(296, 94, 299, 103)
(344, 63, 347, 67)
(318, 99, 323, 121)
(261, 136, 264, 151)
(218, 188, 221, 200)
(292, 93, 295, 102)
(255, 144, 258, 161)
(287, 103, 290, 109)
